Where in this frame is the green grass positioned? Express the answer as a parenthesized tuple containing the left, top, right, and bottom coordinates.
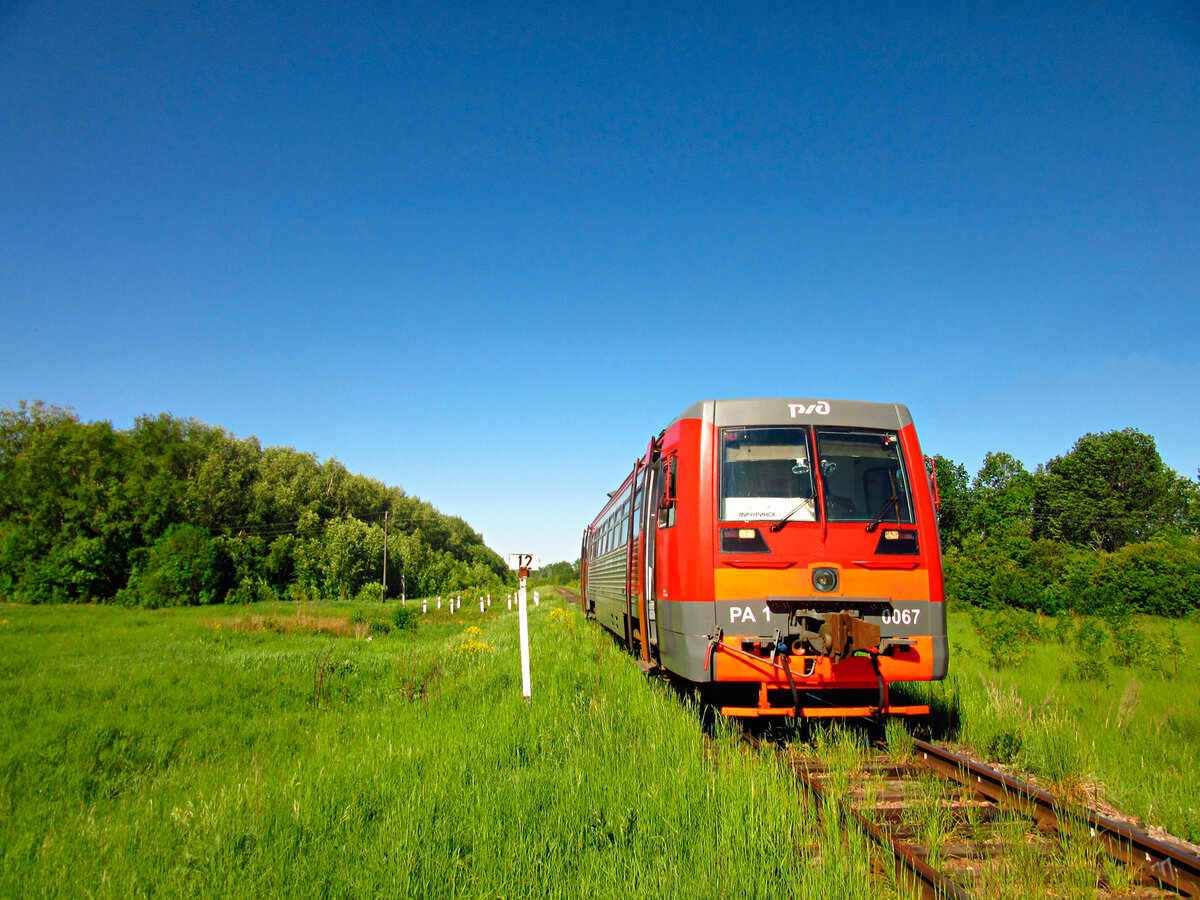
(0, 594, 905, 899)
(895, 607, 1200, 844)
(11, 593, 1189, 897)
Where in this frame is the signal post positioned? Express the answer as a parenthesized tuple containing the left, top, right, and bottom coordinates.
(507, 553, 540, 701)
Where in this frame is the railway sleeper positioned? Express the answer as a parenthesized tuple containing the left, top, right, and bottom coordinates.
(906, 840, 1010, 861)
(870, 802, 1005, 828)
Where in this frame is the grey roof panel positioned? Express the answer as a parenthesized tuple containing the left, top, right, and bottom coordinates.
(669, 398, 914, 430)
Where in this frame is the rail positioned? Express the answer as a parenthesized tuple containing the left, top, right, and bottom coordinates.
(911, 738, 1200, 898)
(749, 729, 1200, 898)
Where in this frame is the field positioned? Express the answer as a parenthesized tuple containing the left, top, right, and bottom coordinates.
(2, 594, 1197, 898)
(0, 594, 888, 899)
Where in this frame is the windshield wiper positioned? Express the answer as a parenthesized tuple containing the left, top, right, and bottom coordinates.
(769, 498, 814, 532)
(865, 471, 900, 533)
(864, 495, 898, 533)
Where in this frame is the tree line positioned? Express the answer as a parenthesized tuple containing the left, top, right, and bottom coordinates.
(4, 402, 1198, 618)
(0, 402, 514, 607)
(932, 428, 1200, 617)
(530, 559, 581, 586)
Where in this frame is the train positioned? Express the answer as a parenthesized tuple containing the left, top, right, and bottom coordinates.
(580, 398, 948, 718)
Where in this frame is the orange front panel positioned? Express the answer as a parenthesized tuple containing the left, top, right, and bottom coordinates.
(713, 566, 931, 603)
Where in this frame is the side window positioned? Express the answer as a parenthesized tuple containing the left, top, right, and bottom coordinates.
(658, 455, 678, 529)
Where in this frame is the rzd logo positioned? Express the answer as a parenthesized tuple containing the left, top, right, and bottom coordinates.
(788, 401, 831, 417)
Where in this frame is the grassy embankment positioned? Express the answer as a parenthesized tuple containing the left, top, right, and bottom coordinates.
(3, 591, 1196, 898)
(1, 592, 892, 899)
(894, 607, 1200, 844)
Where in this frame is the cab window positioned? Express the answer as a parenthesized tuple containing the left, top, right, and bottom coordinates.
(720, 427, 816, 522)
(814, 430, 914, 524)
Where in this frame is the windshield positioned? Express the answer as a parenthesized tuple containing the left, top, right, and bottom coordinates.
(720, 427, 816, 522)
(814, 429, 914, 524)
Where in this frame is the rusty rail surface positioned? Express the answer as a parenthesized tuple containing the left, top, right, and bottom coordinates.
(911, 738, 1200, 898)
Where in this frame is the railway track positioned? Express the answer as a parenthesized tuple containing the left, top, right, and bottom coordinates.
(748, 730, 1200, 899)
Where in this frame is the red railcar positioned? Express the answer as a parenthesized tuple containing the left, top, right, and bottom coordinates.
(580, 398, 947, 718)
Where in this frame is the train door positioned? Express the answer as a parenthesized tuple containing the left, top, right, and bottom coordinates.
(650, 448, 678, 634)
(639, 450, 659, 659)
(579, 527, 592, 616)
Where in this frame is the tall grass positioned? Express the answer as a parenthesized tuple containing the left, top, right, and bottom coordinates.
(894, 608, 1200, 844)
(0, 597, 905, 898)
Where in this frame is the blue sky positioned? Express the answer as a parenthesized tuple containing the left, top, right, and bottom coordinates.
(3, 0, 1198, 564)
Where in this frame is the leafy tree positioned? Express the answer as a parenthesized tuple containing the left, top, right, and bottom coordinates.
(0, 403, 135, 601)
(313, 517, 383, 601)
(933, 431, 1199, 618)
(122, 414, 202, 541)
(1033, 429, 1190, 551)
(968, 451, 1036, 540)
(183, 428, 259, 532)
(929, 455, 971, 549)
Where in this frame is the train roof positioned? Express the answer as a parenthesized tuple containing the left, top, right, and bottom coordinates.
(669, 398, 915, 430)
(588, 398, 920, 529)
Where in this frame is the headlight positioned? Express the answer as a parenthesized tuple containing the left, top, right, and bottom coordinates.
(812, 567, 839, 592)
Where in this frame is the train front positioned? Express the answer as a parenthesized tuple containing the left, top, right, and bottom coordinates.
(699, 398, 947, 717)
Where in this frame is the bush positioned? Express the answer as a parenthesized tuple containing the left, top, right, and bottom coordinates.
(121, 524, 220, 608)
(985, 728, 1023, 764)
(946, 532, 1200, 619)
(1122, 623, 1185, 679)
(1073, 618, 1110, 683)
(1081, 538, 1200, 618)
(972, 607, 1050, 667)
(391, 605, 418, 632)
(1050, 611, 1074, 645)
(355, 582, 384, 603)
(945, 534, 1063, 612)
(225, 577, 276, 605)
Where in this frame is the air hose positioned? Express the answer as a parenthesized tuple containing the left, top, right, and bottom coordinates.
(869, 653, 886, 711)
(779, 651, 801, 717)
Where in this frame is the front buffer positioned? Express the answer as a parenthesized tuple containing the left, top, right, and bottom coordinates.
(706, 569, 946, 718)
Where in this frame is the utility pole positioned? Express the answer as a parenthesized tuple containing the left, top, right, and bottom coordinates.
(381, 510, 389, 602)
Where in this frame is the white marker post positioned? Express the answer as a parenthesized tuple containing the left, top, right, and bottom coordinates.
(507, 553, 540, 702)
